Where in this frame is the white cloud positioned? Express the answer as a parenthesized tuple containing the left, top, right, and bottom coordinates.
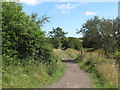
(5, 0, 119, 6)
(55, 3, 79, 9)
(55, 3, 80, 14)
(5, 0, 42, 5)
(20, 0, 41, 5)
(85, 11, 97, 15)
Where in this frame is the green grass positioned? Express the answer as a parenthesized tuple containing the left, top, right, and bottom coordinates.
(75, 50, 118, 88)
(64, 48, 79, 59)
(3, 48, 118, 88)
(0, 55, 2, 89)
(2, 60, 65, 88)
(2, 50, 66, 88)
(53, 48, 79, 59)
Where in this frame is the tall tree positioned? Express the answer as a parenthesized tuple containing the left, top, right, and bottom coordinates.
(77, 16, 101, 49)
(77, 16, 120, 55)
(31, 13, 50, 28)
(48, 27, 68, 49)
(48, 27, 67, 38)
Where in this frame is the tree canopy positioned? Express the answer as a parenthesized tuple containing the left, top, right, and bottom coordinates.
(77, 16, 120, 55)
(48, 27, 68, 38)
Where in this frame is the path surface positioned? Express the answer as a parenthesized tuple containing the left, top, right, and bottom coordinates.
(48, 59, 91, 88)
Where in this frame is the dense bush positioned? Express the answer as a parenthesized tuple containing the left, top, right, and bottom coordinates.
(2, 52, 65, 88)
(48, 37, 83, 50)
(2, 2, 54, 65)
(75, 50, 118, 88)
(48, 27, 67, 49)
(48, 27, 83, 50)
(2, 2, 65, 88)
(62, 37, 82, 50)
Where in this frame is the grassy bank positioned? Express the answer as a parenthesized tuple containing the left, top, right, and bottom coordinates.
(2, 51, 65, 88)
(53, 48, 79, 59)
(2, 48, 78, 88)
(75, 49, 118, 88)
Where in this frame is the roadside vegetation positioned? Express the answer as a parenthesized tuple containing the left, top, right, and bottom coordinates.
(2, 2, 65, 88)
(2, 1, 120, 88)
(75, 49, 118, 88)
(3, 50, 65, 88)
(76, 16, 120, 88)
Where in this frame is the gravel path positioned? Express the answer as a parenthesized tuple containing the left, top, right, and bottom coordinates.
(48, 59, 91, 88)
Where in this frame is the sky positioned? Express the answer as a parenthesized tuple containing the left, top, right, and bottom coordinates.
(21, 1, 119, 38)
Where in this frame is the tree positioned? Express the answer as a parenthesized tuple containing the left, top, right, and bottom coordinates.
(77, 16, 101, 49)
(48, 27, 68, 49)
(62, 37, 82, 50)
(31, 13, 50, 28)
(48, 27, 67, 38)
(77, 16, 120, 55)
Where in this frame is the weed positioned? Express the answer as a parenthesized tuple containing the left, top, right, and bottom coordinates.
(75, 50, 118, 88)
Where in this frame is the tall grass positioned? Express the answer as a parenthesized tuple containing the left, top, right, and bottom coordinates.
(0, 55, 2, 89)
(64, 48, 80, 59)
(75, 49, 118, 88)
(2, 51, 65, 88)
(53, 48, 80, 59)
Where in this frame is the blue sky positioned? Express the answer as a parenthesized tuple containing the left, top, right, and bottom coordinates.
(22, 2, 118, 37)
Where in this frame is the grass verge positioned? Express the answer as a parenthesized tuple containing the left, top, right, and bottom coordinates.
(2, 51, 65, 88)
(75, 50, 118, 88)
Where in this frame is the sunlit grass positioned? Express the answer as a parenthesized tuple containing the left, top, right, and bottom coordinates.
(75, 49, 118, 88)
(53, 48, 80, 59)
(64, 48, 80, 59)
(2, 50, 65, 88)
(2, 60, 65, 88)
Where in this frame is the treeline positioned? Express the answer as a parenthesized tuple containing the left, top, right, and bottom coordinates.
(47, 27, 82, 50)
(2, 1, 83, 65)
(77, 16, 120, 59)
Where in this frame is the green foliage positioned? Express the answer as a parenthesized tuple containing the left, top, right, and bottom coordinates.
(31, 13, 50, 28)
(52, 38, 62, 49)
(48, 27, 68, 38)
(78, 16, 120, 55)
(75, 51, 118, 88)
(62, 37, 82, 50)
(48, 36, 83, 50)
(2, 2, 53, 65)
(48, 27, 82, 50)
(2, 2, 65, 88)
(3, 2, 39, 58)
(48, 61, 58, 76)
(2, 58, 65, 88)
(48, 27, 68, 49)
(74, 54, 83, 62)
(114, 50, 120, 60)
(64, 48, 79, 58)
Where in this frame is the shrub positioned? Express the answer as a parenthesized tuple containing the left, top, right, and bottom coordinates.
(75, 54, 83, 62)
(76, 51, 118, 88)
(114, 50, 120, 60)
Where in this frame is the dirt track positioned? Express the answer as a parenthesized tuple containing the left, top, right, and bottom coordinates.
(48, 59, 91, 88)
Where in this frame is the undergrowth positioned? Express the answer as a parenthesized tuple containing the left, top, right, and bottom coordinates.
(2, 51, 65, 88)
(75, 51, 118, 88)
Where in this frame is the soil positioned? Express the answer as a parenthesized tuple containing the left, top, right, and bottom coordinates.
(48, 58, 91, 88)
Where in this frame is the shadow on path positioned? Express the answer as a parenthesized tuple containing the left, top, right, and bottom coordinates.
(61, 59, 77, 64)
